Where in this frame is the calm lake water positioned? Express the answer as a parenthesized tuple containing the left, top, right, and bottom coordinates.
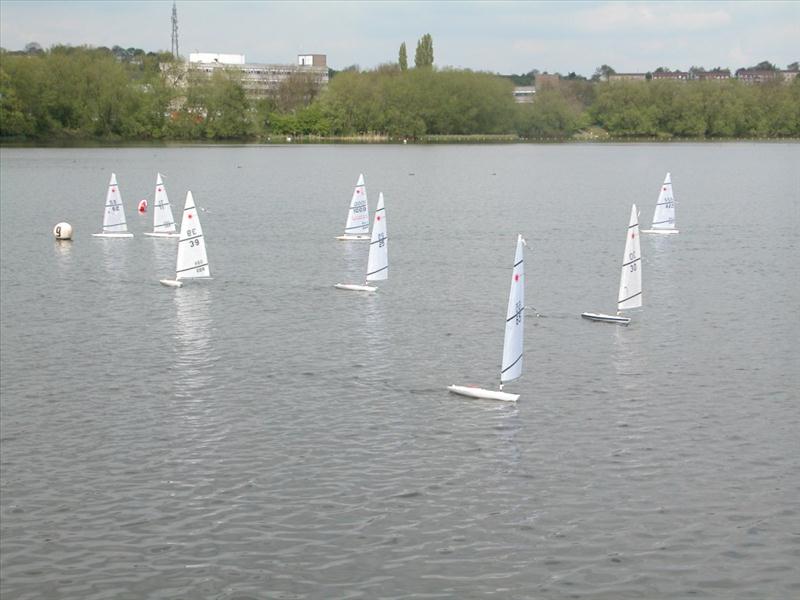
(1, 142, 798, 599)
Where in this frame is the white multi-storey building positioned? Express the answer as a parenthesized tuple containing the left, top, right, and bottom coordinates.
(166, 53, 329, 99)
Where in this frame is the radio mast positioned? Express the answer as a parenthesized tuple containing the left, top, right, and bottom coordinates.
(171, 1, 179, 59)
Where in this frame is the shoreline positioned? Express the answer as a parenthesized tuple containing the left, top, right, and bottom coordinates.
(2, 134, 799, 148)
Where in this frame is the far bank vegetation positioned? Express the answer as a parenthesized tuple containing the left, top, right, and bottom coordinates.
(2, 38, 799, 142)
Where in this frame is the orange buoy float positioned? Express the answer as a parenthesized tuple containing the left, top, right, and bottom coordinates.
(138, 199, 148, 214)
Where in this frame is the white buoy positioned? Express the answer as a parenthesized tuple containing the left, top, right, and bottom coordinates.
(53, 222, 73, 240)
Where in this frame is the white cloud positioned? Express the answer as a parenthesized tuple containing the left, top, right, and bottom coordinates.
(575, 2, 731, 32)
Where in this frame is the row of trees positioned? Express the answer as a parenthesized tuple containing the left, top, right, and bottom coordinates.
(591, 80, 799, 137)
(2, 44, 799, 141)
(1, 45, 174, 139)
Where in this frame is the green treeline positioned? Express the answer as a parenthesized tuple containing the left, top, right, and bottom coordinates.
(1, 45, 175, 139)
(591, 79, 800, 137)
(2, 45, 799, 142)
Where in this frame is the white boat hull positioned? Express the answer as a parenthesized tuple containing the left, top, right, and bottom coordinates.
(581, 312, 631, 325)
(159, 279, 183, 288)
(334, 283, 377, 292)
(92, 232, 134, 238)
(336, 234, 370, 241)
(144, 232, 180, 238)
(447, 384, 519, 402)
(641, 229, 679, 234)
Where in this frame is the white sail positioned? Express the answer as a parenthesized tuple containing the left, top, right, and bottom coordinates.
(650, 172, 677, 230)
(500, 234, 525, 384)
(618, 204, 642, 311)
(152, 173, 177, 234)
(175, 191, 210, 280)
(365, 193, 388, 282)
(101, 173, 129, 234)
(342, 174, 369, 236)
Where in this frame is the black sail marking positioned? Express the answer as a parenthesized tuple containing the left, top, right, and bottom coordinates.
(501, 353, 523, 374)
(506, 306, 524, 323)
(176, 262, 208, 274)
(622, 257, 641, 267)
(618, 290, 642, 304)
(366, 265, 388, 277)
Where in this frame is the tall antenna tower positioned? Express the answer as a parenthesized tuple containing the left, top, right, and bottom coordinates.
(171, 1, 179, 59)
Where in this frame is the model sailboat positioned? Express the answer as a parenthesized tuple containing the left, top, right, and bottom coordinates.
(92, 173, 133, 238)
(448, 234, 527, 402)
(582, 204, 642, 325)
(159, 191, 210, 288)
(642, 172, 679, 234)
(336, 174, 370, 240)
(335, 192, 388, 292)
(144, 173, 179, 238)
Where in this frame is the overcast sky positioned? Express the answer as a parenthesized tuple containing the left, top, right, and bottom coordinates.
(1, 1, 797, 75)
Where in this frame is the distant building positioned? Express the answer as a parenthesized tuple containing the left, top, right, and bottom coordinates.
(297, 54, 327, 67)
(651, 70, 689, 81)
(694, 68, 731, 81)
(608, 73, 647, 82)
(734, 68, 797, 84)
(513, 86, 536, 103)
(166, 53, 329, 99)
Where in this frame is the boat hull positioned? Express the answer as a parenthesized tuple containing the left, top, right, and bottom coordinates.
(92, 232, 134, 238)
(144, 232, 180, 238)
(581, 312, 631, 325)
(447, 384, 519, 402)
(159, 279, 183, 288)
(336, 234, 370, 241)
(334, 283, 377, 292)
(641, 229, 679, 234)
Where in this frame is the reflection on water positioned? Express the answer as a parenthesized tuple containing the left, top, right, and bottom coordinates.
(147, 237, 177, 280)
(52, 240, 74, 270)
(338, 240, 369, 282)
(645, 235, 678, 306)
(356, 292, 392, 388)
(362, 293, 387, 349)
(613, 324, 646, 385)
(172, 286, 213, 395)
(98, 238, 129, 279)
